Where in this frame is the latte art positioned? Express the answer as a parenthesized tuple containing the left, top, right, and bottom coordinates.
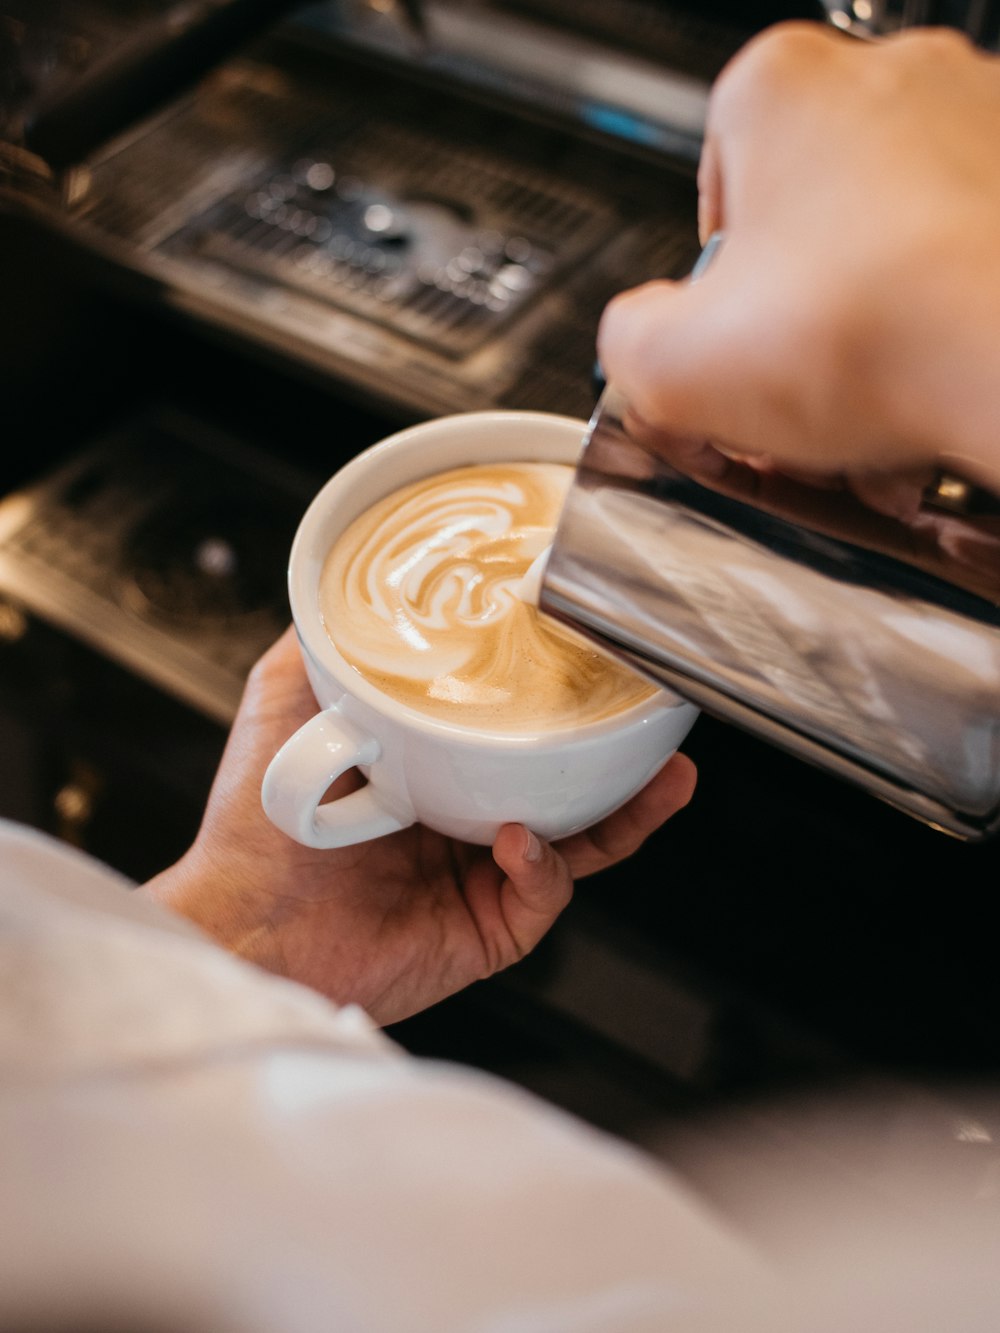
(319, 462, 655, 730)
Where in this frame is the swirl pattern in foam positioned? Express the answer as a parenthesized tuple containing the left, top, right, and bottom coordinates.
(319, 462, 655, 731)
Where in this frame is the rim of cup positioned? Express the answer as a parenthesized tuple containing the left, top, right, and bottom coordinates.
(288, 410, 676, 747)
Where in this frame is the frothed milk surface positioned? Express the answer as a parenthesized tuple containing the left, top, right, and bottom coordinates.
(319, 462, 655, 731)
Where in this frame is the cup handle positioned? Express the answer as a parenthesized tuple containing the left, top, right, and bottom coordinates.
(261, 704, 413, 849)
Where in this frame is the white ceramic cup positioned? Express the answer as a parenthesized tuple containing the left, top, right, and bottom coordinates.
(261, 410, 698, 848)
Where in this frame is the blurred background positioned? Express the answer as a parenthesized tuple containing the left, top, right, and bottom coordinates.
(2, 0, 1000, 1187)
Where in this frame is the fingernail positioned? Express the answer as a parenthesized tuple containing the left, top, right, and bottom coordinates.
(522, 828, 542, 863)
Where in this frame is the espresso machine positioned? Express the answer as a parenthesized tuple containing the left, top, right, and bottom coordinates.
(3, 0, 1000, 1146)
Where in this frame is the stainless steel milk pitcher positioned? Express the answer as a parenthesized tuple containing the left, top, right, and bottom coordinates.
(540, 385, 1000, 840)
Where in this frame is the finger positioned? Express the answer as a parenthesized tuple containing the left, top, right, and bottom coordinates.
(217, 627, 329, 804)
(240, 625, 316, 728)
(697, 131, 722, 245)
(555, 751, 697, 880)
(847, 469, 936, 524)
(250, 623, 300, 679)
(491, 824, 574, 960)
(599, 24, 862, 469)
(622, 414, 764, 489)
(621, 412, 823, 520)
(706, 23, 850, 185)
(597, 273, 753, 452)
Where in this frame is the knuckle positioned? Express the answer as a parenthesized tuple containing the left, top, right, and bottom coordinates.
(713, 20, 840, 108)
(891, 25, 975, 60)
(243, 651, 274, 702)
(707, 22, 851, 157)
(245, 652, 270, 689)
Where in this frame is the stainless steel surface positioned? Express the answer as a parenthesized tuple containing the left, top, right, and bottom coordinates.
(819, 0, 1000, 45)
(0, 408, 315, 725)
(56, 44, 699, 422)
(541, 385, 1000, 840)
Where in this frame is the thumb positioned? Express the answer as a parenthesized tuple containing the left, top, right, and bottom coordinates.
(490, 825, 574, 962)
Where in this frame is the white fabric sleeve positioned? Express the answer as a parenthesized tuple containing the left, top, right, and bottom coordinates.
(0, 819, 772, 1333)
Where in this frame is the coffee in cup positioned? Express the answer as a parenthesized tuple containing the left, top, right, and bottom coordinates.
(262, 410, 698, 849)
(318, 461, 656, 732)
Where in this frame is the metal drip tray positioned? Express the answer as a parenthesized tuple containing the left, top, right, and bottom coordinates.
(68, 49, 698, 420)
(0, 409, 316, 724)
(161, 119, 609, 358)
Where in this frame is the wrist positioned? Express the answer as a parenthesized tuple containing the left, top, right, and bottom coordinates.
(142, 849, 288, 977)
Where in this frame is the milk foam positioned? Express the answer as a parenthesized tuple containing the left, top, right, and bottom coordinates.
(319, 462, 655, 731)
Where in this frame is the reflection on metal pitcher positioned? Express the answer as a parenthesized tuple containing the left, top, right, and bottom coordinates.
(541, 384, 1000, 840)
